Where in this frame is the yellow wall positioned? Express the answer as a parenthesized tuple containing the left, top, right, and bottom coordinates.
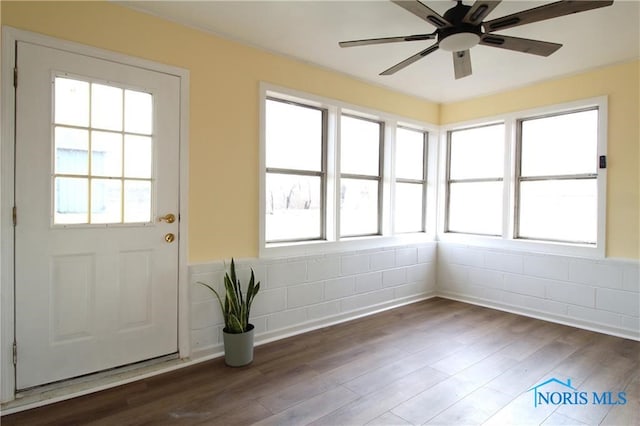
(2, 2, 638, 260)
(442, 61, 640, 259)
(1, 1, 439, 262)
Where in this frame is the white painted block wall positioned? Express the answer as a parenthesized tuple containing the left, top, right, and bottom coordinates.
(189, 243, 438, 357)
(188, 240, 639, 361)
(437, 242, 640, 340)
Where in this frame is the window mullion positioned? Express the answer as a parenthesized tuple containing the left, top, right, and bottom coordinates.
(380, 121, 391, 236)
(326, 105, 338, 242)
(502, 118, 514, 240)
(421, 132, 428, 233)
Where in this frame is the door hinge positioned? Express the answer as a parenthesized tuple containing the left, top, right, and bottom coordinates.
(12, 342, 17, 365)
(13, 67, 18, 88)
(12, 206, 17, 227)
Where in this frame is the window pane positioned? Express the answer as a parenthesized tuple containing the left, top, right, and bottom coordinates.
(448, 181, 502, 235)
(266, 173, 321, 241)
(91, 83, 123, 131)
(395, 182, 423, 233)
(55, 127, 88, 175)
(450, 124, 504, 180)
(91, 131, 123, 177)
(396, 128, 424, 180)
(124, 180, 152, 223)
(340, 178, 378, 236)
(266, 100, 322, 172)
(54, 177, 88, 224)
(124, 135, 152, 178)
(91, 179, 122, 224)
(55, 78, 89, 127)
(521, 109, 598, 177)
(519, 179, 596, 243)
(341, 116, 380, 176)
(125, 90, 153, 135)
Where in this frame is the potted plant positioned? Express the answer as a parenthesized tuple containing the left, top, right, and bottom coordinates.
(198, 258, 260, 367)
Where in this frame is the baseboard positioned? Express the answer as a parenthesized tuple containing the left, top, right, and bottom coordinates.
(438, 291, 640, 341)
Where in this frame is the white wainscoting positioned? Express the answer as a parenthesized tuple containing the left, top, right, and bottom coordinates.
(188, 240, 638, 363)
(189, 243, 438, 359)
(437, 242, 640, 340)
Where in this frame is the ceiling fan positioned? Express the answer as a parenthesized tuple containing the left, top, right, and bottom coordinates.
(339, 0, 614, 79)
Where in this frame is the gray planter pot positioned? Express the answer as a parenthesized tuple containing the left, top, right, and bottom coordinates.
(222, 324, 255, 367)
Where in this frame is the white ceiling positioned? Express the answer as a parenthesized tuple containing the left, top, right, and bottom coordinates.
(120, 1, 640, 103)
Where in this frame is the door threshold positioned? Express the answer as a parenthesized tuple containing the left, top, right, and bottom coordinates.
(1, 353, 195, 415)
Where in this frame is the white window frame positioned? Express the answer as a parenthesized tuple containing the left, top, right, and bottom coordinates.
(339, 113, 384, 238)
(394, 126, 429, 234)
(445, 122, 505, 237)
(264, 97, 327, 243)
(259, 83, 437, 258)
(514, 107, 600, 245)
(438, 96, 607, 258)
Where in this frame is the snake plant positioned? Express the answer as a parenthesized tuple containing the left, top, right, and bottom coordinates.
(198, 258, 260, 334)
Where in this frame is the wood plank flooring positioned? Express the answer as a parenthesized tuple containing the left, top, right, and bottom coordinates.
(2, 298, 638, 425)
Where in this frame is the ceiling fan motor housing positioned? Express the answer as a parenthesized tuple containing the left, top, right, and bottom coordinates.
(438, 2, 482, 52)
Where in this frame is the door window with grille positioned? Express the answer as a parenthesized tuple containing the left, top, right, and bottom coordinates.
(53, 76, 154, 225)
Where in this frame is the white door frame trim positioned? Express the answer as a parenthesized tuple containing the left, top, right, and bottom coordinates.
(0, 26, 191, 403)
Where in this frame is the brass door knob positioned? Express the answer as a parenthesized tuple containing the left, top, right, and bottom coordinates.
(165, 233, 175, 243)
(158, 213, 176, 224)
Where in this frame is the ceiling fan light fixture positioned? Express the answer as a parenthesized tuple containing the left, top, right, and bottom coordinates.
(439, 32, 481, 52)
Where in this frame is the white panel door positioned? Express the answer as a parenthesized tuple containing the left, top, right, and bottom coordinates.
(14, 41, 180, 390)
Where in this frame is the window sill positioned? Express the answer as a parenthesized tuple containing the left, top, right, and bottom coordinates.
(437, 232, 604, 259)
(260, 233, 435, 259)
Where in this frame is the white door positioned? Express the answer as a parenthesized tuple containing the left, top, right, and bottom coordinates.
(14, 41, 180, 390)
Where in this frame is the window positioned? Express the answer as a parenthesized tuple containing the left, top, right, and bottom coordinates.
(340, 115, 382, 237)
(446, 123, 504, 235)
(261, 85, 434, 256)
(441, 97, 606, 256)
(395, 127, 427, 233)
(264, 98, 326, 243)
(53, 77, 153, 225)
(516, 109, 599, 244)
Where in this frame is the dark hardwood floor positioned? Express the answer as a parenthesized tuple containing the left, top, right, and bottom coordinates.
(2, 298, 638, 425)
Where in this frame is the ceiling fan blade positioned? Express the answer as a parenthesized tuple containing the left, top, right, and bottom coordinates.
(480, 34, 562, 56)
(339, 32, 437, 48)
(391, 0, 453, 29)
(484, 0, 613, 32)
(453, 50, 472, 79)
(463, 1, 502, 26)
(380, 44, 439, 76)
